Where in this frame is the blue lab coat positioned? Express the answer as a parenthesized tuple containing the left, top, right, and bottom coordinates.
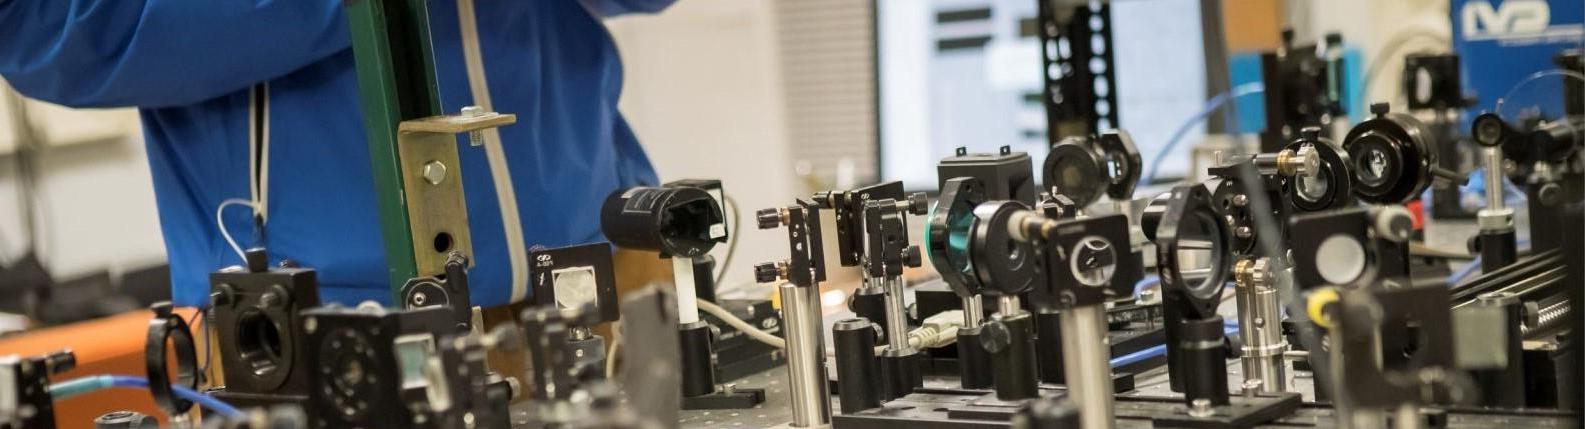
(0, 0, 674, 307)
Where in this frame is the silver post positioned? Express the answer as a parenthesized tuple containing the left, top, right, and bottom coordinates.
(882, 276, 911, 351)
(997, 295, 1022, 316)
(962, 295, 984, 328)
(1234, 259, 1288, 393)
(779, 283, 831, 427)
(1059, 305, 1114, 429)
(1482, 147, 1505, 211)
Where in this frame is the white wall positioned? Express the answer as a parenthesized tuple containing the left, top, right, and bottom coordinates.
(606, 0, 797, 291)
(1302, 0, 1453, 109)
(0, 126, 166, 281)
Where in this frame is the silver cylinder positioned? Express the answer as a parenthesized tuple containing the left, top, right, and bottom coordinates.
(962, 295, 984, 328)
(997, 295, 1022, 316)
(1235, 281, 1288, 393)
(1482, 147, 1505, 212)
(1059, 305, 1114, 429)
(779, 283, 831, 427)
(883, 276, 910, 351)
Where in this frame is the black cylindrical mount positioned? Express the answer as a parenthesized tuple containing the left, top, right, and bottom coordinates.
(601, 186, 724, 258)
(988, 314, 1040, 400)
(1479, 229, 1519, 273)
(957, 326, 995, 389)
(678, 321, 717, 397)
(1034, 309, 1066, 384)
(878, 349, 923, 401)
(833, 318, 882, 413)
(1162, 298, 1186, 392)
(1179, 315, 1230, 406)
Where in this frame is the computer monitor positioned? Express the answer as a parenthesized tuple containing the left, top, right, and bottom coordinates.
(877, 0, 1210, 191)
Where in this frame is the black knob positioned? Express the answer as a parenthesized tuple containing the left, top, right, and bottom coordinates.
(902, 246, 922, 268)
(45, 350, 76, 375)
(754, 262, 781, 283)
(149, 301, 173, 318)
(981, 320, 1011, 353)
(1370, 102, 1390, 117)
(210, 283, 236, 308)
(244, 247, 269, 272)
(905, 193, 929, 216)
(1300, 126, 1322, 140)
(756, 208, 782, 229)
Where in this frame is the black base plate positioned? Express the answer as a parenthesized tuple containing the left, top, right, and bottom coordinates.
(1150, 393, 1301, 429)
(207, 389, 309, 409)
(681, 387, 767, 410)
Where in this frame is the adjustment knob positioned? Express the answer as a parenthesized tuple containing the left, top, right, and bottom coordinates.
(901, 246, 922, 268)
(44, 350, 76, 375)
(904, 193, 929, 216)
(980, 320, 1011, 354)
(753, 262, 782, 283)
(756, 208, 783, 229)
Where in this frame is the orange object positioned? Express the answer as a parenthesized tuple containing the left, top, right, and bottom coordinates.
(0, 308, 200, 429)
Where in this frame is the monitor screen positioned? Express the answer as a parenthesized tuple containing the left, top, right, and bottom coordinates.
(877, 0, 1210, 191)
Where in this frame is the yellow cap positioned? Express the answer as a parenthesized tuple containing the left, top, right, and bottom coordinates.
(1307, 287, 1340, 330)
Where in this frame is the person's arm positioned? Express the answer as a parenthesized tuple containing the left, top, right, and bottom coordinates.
(0, 0, 349, 108)
(577, 0, 678, 18)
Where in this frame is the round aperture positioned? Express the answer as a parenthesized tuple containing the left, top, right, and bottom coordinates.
(1171, 208, 1226, 301)
(319, 329, 376, 420)
(1070, 236, 1117, 287)
(237, 310, 284, 377)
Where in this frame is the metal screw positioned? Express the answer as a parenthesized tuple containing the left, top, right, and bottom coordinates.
(1235, 226, 1253, 239)
(423, 161, 448, 185)
(1231, 194, 1249, 207)
(1241, 379, 1264, 397)
(1188, 398, 1215, 418)
(411, 291, 428, 306)
(461, 106, 486, 147)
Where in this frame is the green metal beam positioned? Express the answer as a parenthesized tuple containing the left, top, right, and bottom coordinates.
(345, 0, 444, 299)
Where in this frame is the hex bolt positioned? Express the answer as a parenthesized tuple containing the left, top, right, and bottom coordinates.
(461, 105, 486, 147)
(423, 161, 448, 185)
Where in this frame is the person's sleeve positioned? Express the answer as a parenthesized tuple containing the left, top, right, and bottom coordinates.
(577, 0, 678, 18)
(0, 0, 349, 108)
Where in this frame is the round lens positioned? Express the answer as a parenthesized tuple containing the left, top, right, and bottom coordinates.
(1356, 147, 1391, 187)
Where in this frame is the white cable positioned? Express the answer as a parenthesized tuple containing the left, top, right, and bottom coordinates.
(713, 194, 741, 287)
(697, 299, 785, 349)
(605, 321, 623, 378)
(216, 198, 258, 263)
(458, 0, 530, 302)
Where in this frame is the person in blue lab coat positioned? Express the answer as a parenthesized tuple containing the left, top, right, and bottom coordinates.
(0, 0, 676, 308)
